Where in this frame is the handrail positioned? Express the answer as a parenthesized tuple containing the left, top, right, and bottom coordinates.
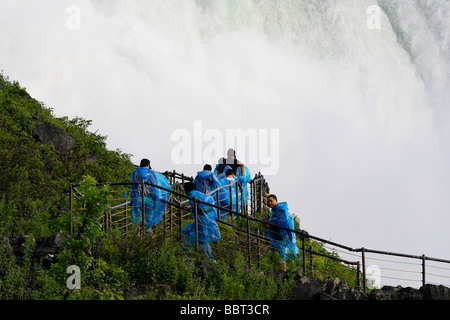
(209, 177, 239, 194)
(69, 171, 450, 292)
(353, 247, 450, 264)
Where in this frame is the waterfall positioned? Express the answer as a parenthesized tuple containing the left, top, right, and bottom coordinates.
(1, 0, 449, 254)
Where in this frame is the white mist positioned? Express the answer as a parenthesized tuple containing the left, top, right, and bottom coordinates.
(1, 0, 449, 259)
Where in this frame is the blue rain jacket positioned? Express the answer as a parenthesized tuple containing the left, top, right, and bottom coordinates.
(182, 190, 221, 243)
(217, 176, 244, 219)
(236, 165, 251, 204)
(130, 167, 171, 230)
(216, 165, 232, 180)
(193, 170, 221, 196)
(216, 178, 231, 220)
(267, 202, 299, 260)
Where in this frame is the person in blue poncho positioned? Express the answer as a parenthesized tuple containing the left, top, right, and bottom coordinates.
(130, 159, 171, 233)
(236, 164, 251, 206)
(266, 194, 299, 271)
(193, 164, 221, 195)
(216, 165, 232, 180)
(216, 168, 232, 220)
(215, 148, 245, 176)
(218, 169, 245, 219)
(181, 182, 221, 261)
(214, 150, 250, 206)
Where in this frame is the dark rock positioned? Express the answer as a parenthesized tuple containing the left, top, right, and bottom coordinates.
(323, 277, 349, 295)
(1, 234, 67, 269)
(290, 271, 450, 300)
(421, 284, 450, 300)
(399, 286, 424, 300)
(292, 269, 305, 280)
(34, 121, 76, 154)
(292, 276, 323, 300)
(370, 286, 399, 300)
(33, 234, 68, 268)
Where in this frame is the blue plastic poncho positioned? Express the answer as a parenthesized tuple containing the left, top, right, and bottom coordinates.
(267, 202, 300, 260)
(193, 170, 221, 196)
(216, 178, 231, 220)
(216, 165, 232, 180)
(217, 176, 244, 219)
(213, 163, 222, 176)
(130, 167, 171, 231)
(236, 165, 251, 204)
(181, 190, 221, 244)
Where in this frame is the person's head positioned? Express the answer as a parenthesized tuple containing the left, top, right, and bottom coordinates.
(227, 148, 236, 159)
(267, 194, 278, 208)
(225, 169, 234, 178)
(203, 164, 212, 171)
(184, 182, 196, 194)
(140, 158, 151, 168)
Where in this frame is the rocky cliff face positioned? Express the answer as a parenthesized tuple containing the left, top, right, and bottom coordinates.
(290, 271, 450, 300)
(1, 234, 68, 269)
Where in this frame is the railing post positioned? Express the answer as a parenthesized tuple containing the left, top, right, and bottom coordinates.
(69, 183, 73, 236)
(125, 201, 128, 235)
(163, 204, 167, 238)
(141, 180, 145, 230)
(422, 254, 426, 287)
(178, 205, 182, 240)
(356, 262, 361, 291)
(241, 184, 245, 214)
(249, 181, 253, 216)
(302, 231, 306, 274)
(229, 185, 233, 215)
(309, 245, 314, 277)
(362, 247, 366, 292)
(169, 201, 173, 238)
(257, 228, 261, 268)
(253, 180, 256, 216)
(235, 181, 239, 213)
(247, 212, 251, 266)
(259, 175, 263, 212)
(194, 197, 199, 251)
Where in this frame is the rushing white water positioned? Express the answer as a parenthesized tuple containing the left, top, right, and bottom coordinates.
(1, 0, 450, 260)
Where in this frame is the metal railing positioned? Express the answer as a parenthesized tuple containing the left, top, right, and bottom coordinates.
(68, 171, 450, 292)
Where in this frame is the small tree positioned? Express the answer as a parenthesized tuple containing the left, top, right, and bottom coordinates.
(50, 176, 120, 298)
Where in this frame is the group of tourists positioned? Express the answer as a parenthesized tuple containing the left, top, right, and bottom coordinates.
(129, 148, 299, 269)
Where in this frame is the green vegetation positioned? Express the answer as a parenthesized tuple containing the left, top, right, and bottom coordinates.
(0, 72, 134, 237)
(0, 72, 360, 300)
